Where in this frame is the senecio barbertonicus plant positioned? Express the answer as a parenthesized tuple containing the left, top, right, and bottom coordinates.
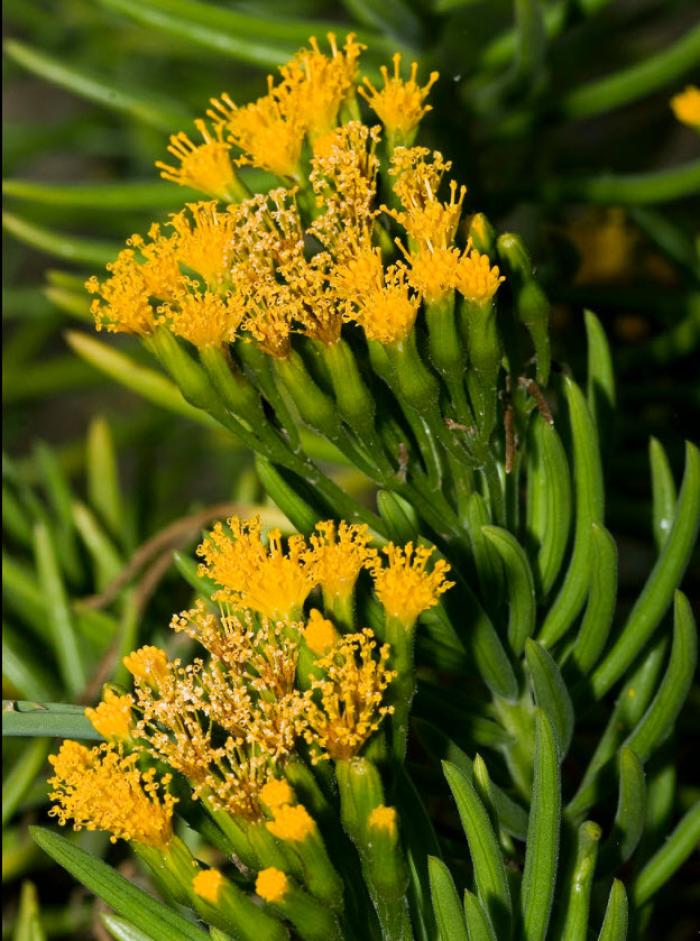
(29, 35, 698, 941)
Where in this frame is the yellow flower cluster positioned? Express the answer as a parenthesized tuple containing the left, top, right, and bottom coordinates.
(670, 85, 700, 129)
(86, 36, 504, 353)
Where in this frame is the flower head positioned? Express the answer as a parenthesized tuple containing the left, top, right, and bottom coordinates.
(261, 778, 294, 810)
(123, 646, 171, 689)
(48, 741, 175, 847)
(368, 804, 398, 835)
(304, 609, 340, 657)
(307, 520, 377, 602)
(158, 283, 244, 348)
(85, 689, 133, 740)
(370, 542, 454, 626)
(197, 516, 316, 619)
(303, 629, 395, 762)
(193, 869, 225, 904)
(256, 867, 289, 903)
(267, 803, 315, 841)
(671, 85, 700, 129)
(359, 54, 438, 143)
(454, 247, 504, 304)
(156, 119, 239, 200)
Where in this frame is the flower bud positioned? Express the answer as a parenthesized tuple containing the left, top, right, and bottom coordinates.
(256, 868, 343, 941)
(191, 867, 288, 941)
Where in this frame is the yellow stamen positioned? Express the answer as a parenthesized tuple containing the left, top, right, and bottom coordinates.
(48, 741, 175, 847)
(370, 542, 454, 626)
(670, 85, 700, 128)
(303, 629, 395, 762)
(368, 804, 397, 835)
(85, 689, 133, 741)
(256, 867, 289, 903)
(156, 119, 239, 201)
(359, 54, 438, 141)
(267, 803, 315, 842)
(193, 869, 225, 904)
(304, 609, 339, 657)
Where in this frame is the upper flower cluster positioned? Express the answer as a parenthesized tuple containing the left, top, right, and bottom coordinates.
(87, 36, 504, 354)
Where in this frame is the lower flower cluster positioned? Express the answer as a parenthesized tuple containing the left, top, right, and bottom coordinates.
(48, 515, 453, 939)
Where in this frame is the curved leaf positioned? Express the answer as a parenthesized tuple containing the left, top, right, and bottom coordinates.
(2, 702, 101, 741)
(569, 523, 618, 676)
(553, 821, 601, 941)
(428, 856, 469, 941)
(598, 747, 646, 874)
(597, 880, 628, 941)
(649, 438, 677, 552)
(463, 890, 497, 941)
(525, 640, 574, 759)
(631, 801, 700, 907)
(584, 310, 615, 458)
(482, 525, 535, 656)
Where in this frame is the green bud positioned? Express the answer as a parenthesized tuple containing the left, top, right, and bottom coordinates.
(201, 799, 259, 869)
(460, 297, 501, 440)
(133, 837, 194, 906)
(336, 757, 385, 844)
(322, 338, 376, 431)
(248, 820, 303, 879)
(236, 340, 301, 448)
(145, 327, 220, 414)
(192, 868, 288, 941)
(256, 869, 343, 941)
(386, 330, 441, 415)
(468, 213, 496, 255)
(274, 351, 340, 440)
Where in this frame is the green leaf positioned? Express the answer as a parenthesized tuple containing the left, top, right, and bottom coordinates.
(552, 821, 601, 941)
(33, 522, 86, 695)
(525, 415, 572, 599)
(3, 212, 119, 266)
(568, 523, 618, 676)
(539, 377, 604, 647)
(648, 438, 677, 552)
(2, 701, 100, 740)
(396, 769, 441, 941)
(525, 640, 574, 760)
(4, 39, 189, 131)
(622, 591, 697, 764)
(463, 494, 504, 616)
(13, 881, 46, 941)
(462, 890, 496, 941)
(72, 501, 123, 591)
(428, 856, 469, 941)
(481, 526, 535, 657)
(30, 828, 211, 941)
(592, 441, 700, 698)
(34, 442, 81, 583)
(65, 331, 217, 429)
(3, 178, 199, 210)
(442, 761, 512, 939)
(540, 160, 700, 206)
(455, 581, 518, 701)
(2, 628, 57, 702)
(598, 748, 646, 873)
(562, 23, 700, 119)
(2, 737, 50, 826)
(101, 913, 159, 941)
(520, 710, 560, 941)
(87, 418, 125, 545)
(631, 801, 700, 907)
(597, 880, 628, 941)
(584, 310, 615, 459)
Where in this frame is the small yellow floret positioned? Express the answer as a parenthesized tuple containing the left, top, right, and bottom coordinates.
(359, 54, 438, 141)
(307, 520, 377, 601)
(267, 803, 315, 842)
(156, 119, 239, 201)
(671, 85, 700, 128)
(370, 543, 454, 626)
(192, 869, 225, 904)
(454, 248, 504, 304)
(261, 778, 294, 809)
(85, 689, 133, 740)
(256, 867, 289, 903)
(48, 741, 175, 847)
(158, 284, 244, 349)
(304, 609, 339, 657)
(123, 646, 170, 688)
(368, 804, 397, 835)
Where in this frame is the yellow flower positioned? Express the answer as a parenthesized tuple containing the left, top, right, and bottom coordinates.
(359, 54, 438, 143)
(400, 244, 461, 305)
(48, 741, 175, 847)
(85, 689, 133, 740)
(192, 869, 224, 904)
(168, 201, 237, 288)
(86, 249, 160, 336)
(197, 516, 316, 619)
(158, 282, 244, 349)
(303, 629, 395, 762)
(304, 609, 340, 657)
(368, 804, 398, 835)
(261, 778, 294, 810)
(306, 520, 377, 602)
(370, 542, 454, 626)
(256, 867, 289, 903)
(156, 119, 239, 200)
(122, 645, 171, 688)
(671, 85, 700, 129)
(209, 80, 305, 180)
(267, 803, 315, 841)
(388, 147, 466, 251)
(454, 247, 504, 304)
(352, 264, 422, 345)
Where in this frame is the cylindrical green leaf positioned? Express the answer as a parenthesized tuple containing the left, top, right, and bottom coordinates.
(539, 377, 604, 646)
(482, 525, 536, 656)
(584, 310, 615, 458)
(649, 438, 677, 551)
(631, 801, 700, 907)
(525, 640, 574, 759)
(553, 821, 602, 941)
(592, 441, 699, 698)
(597, 880, 628, 941)
(428, 857, 469, 941)
(622, 591, 697, 763)
(463, 890, 497, 941)
(598, 747, 646, 873)
(569, 523, 618, 676)
(442, 762, 512, 939)
(520, 710, 560, 941)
